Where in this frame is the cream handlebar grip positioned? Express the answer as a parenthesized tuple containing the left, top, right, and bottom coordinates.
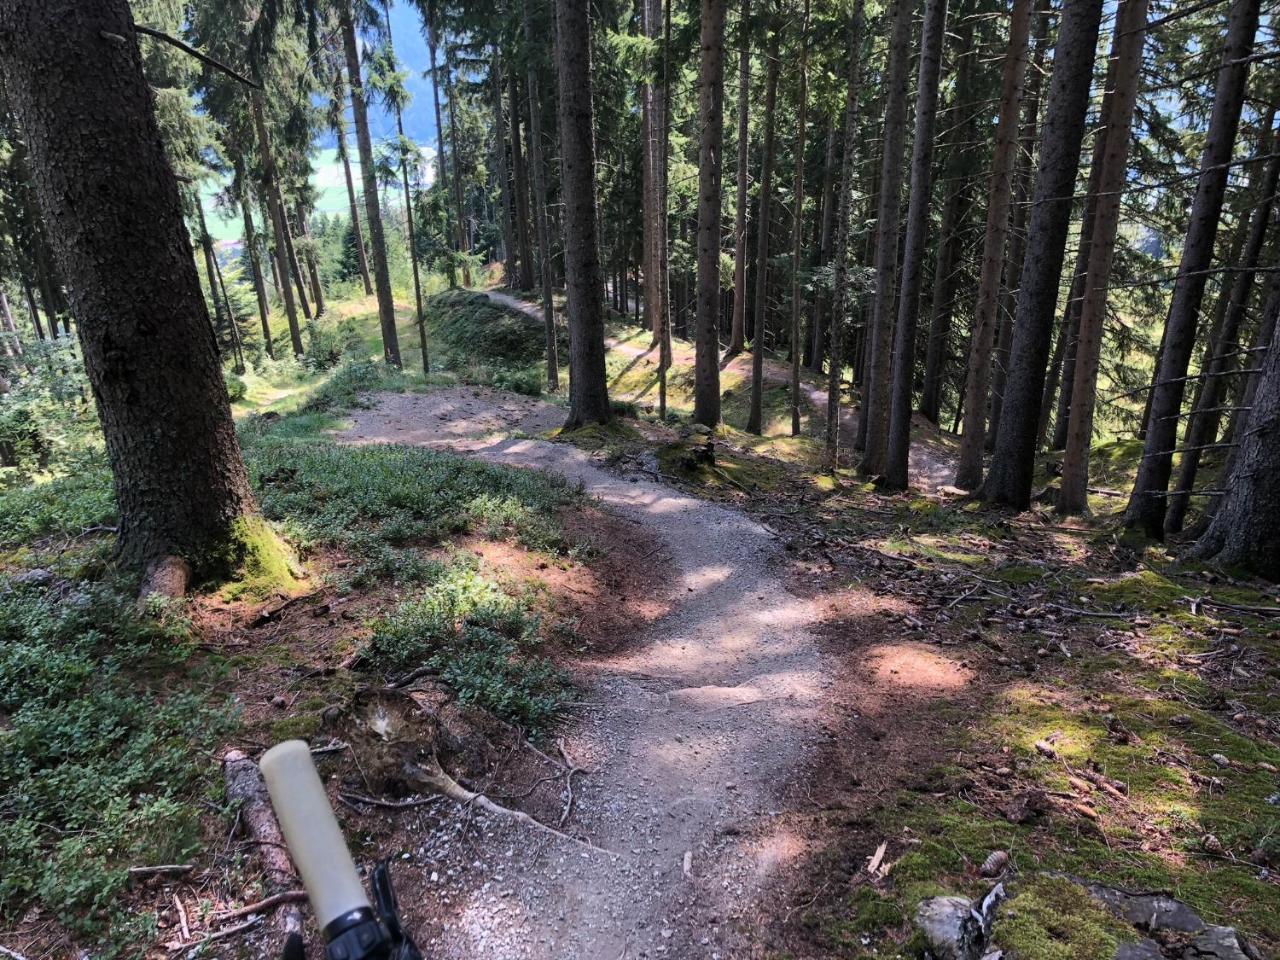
(260, 740, 371, 929)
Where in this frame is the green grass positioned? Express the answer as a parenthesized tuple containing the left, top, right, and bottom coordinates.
(428, 290, 565, 395)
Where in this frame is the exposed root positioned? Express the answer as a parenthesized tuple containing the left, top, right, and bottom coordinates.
(141, 555, 190, 599)
(405, 755, 618, 857)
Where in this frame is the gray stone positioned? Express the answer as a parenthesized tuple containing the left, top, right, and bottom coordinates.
(916, 896, 984, 960)
(1084, 882, 1206, 934)
(1182, 925, 1255, 960)
(1115, 941, 1165, 960)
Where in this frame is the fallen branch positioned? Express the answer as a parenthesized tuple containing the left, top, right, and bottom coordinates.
(338, 791, 442, 810)
(557, 739, 589, 828)
(128, 863, 194, 878)
(405, 756, 617, 857)
(1046, 603, 1131, 620)
(168, 915, 262, 953)
(0, 946, 31, 960)
(216, 890, 308, 922)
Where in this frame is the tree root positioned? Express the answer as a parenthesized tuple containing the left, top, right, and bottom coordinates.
(404, 755, 618, 858)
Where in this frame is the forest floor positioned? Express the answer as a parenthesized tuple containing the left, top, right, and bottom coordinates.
(2, 287, 1277, 960)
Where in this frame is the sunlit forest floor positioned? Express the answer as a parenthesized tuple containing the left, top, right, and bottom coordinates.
(1, 278, 1275, 959)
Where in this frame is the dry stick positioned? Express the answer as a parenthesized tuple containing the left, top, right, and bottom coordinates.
(174, 893, 191, 942)
(556, 738, 589, 828)
(128, 863, 194, 878)
(339, 791, 443, 810)
(216, 890, 309, 922)
(405, 757, 617, 857)
(167, 916, 263, 953)
(0, 946, 31, 960)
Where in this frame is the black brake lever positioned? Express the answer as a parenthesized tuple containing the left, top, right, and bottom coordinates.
(371, 861, 423, 960)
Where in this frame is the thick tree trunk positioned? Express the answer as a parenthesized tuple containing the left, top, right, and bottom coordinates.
(981, 0, 1104, 508)
(0, 0, 257, 573)
(1165, 121, 1279, 532)
(1057, 0, 1150, 514)
(1187, 299, 1280, 579)
(341, 0, 401, 367)
(823, 0, 867, 472)
(746, 23, 781, 435)
(694, 0, 728, 427)
(882, 0, 948, 489)
(858, 0, 918, 476)
(787, 0, 810, 437)
(728, 0, 750, 356)
(555, 0, 611, 427)
(333, 68, 374, 296)
(508, 73, 536, 291)
(1124, 0, 1261, 535)
(953, 0, 1033, 489)
(491, 53, 518, 286)
(523, 0, 559, 390)
(251, 94, 304, 356)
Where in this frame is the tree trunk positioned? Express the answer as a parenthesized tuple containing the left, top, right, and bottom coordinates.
(823, 0, 867, 471)
(746, 21, 780, 435)
(333, 67, 374, 296)
(555, 0, 611, 427)
(235, 158, 273, 359)
(508, 73, 536, 291)
(491, 53, 518, 286)
(1165, 117, 1279, 532)
(1057, 0, 1150, 514)
(523, 0, 559, 390)
(882, 0, 948, 489)
(953, 0, 1033, 489)
(809, 115, 838, 372)
(0, 0, 257, 574)
(442, 40, 472, 287)
(787, 0, 810, 437)
(1187, 295, 1280, 579)
(427, 17, 456, 289)
(251, 93, 304, 356)
(693, 0, 728, 427)
(296, 202, 326, 317)
(858, 0, 918, 477)
(1124, 0, 1261, 535)
(341, 0, 401, 367)
(728, 0, 750, 355)
(981, 0, 1104, 508)
(644, 0, 671, 348)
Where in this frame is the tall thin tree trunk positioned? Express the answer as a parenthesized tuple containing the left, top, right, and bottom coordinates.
(1057, 0, 1150, 514)
(491, 53, 518, 286)
(728, 0, 750, 355)
(1165, 115, 1279, 532)
(0, 0, 258, 577)
(523, 0, 559, 389)
(644, 0, 670, 347)
(747, 18, 780, 435)
(787, 0, 810, 436)
(982, 0, 1105, 508)
(341, 0, 402, 367)
(953, 0, 1033, 488)
(280, 202, 312, 321)
(442, 39, 472, 287)
(508, 73, 536, 290)
(296, 202, 325, 316)
(858, 0, 918, 475)
(808, 115, 838, 372)
(236, 160, 273, 358)
(333, 67, 374, 296)
(555, 0, 611, 427)
(693, 0, 728, 427)
(251, 94, 304, 356)
(883, 0, 948, 489)
(426, 13, 456, 289)
(1124, 0, 1261, 536)
(824, 0, 867, 471)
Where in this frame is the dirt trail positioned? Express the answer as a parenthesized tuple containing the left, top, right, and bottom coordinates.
(480, 289, 957, 492)
(342, 387, 830, 958)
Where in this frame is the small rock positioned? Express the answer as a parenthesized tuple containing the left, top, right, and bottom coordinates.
(1182, 925, 1254, 960)
(14, 568, 54, 587)
(1114, 941, 1164, 960)
(915, 896, 984, 960)
(1211, 753, 1231, 768)
(1083, 881, 1205, 934)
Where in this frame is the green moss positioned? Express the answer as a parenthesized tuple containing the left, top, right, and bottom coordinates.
(270, 712, 323, 742)
(1087, 569, 1189, 610)
(218, 515, 302, 600)
(992, 875, 1136, 960)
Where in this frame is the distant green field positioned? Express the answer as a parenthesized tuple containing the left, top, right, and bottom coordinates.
(200, 143, 435, 244)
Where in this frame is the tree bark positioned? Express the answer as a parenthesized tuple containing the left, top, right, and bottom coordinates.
(426, 13, 457, 289)
(1124, 0, 1261, 535)
(1057, 0, 1150, 514)
(251, 93, 304, 357)
(858, 0, 918, 476)
(953, 0, 1033, 489)
(1165, 116, 1279, 532)
(235, 156, 273, 358)
(823, 0, 867, 472)
(883, 0, 948, 489)
(981, 0, 1104, 508)
(642, 0, 667, 345)
(491, 53, 518, 286)
(0, 0, 257, 572)
(728, 0, 750, 356)
(787, 0, 810, 437)
(333, 66, 374, 296)
(555, 0, 611, 427)
(341, 0, 401, 367)
(442, 39, 472, 287)
(693, 0, 728, 427)
(296, 202, 325, 317)
(523, 0, 559, 390)
(1187, 290, 1280, 579)
(808, 115, 838, 372)
(746, 19, 781, 435)
(508, 73, 536, 291)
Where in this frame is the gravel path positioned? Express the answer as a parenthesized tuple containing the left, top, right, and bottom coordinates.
(479, 288, 958, 492)
(342, 387, 829, 958)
